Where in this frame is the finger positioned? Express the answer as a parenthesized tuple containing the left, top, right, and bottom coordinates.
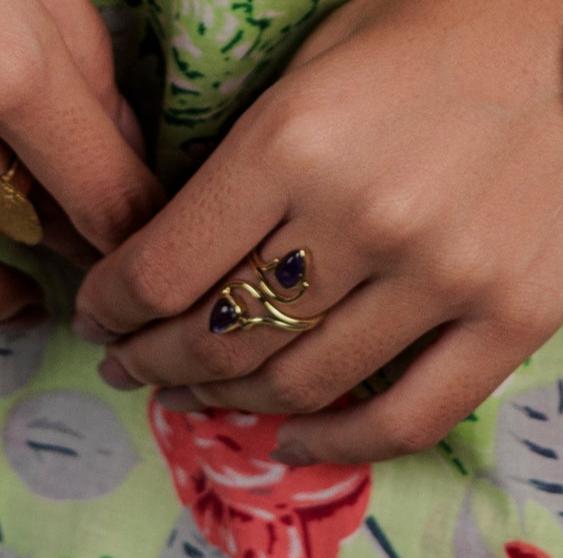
(157, 277, 445, 412)
(31, 0, 143, 262)
(97, 354, 144, 392)
(74, 125, 289, 338)
(0, 2, 163, 253)
(28, 186, 99, 267)
(268, 319, 534, 466)
(96, 217, 368, 386)
(0, 263, 47, 331)
(32, 0, 144, 261)
(0, 138, 99, 265)
(41, 0, 145, 155)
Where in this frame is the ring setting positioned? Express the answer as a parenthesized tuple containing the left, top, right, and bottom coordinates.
(210, 249, 324, 334)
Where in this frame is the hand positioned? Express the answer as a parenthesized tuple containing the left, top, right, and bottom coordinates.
(74, 0, 563, 465)
(0, 0, 163, 330)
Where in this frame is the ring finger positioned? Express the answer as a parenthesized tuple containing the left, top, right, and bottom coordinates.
(99, 220, 369, 389)
(157, 277, 449, 414)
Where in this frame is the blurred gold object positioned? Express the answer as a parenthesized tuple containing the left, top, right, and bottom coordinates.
(0, 158, 42, 245)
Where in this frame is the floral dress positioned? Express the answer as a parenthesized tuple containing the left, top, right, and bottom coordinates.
(0, 1, 562, 557)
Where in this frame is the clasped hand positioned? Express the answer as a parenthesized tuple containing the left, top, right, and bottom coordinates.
(6, 0, 563, 467)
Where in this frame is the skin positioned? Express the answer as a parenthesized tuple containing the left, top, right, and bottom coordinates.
(0, 0, 163, 329)
(73, 0, 563, 465)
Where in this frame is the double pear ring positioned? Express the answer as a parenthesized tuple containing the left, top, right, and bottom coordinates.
(210, 248, 325, 334)
(0, 156, 42, 246)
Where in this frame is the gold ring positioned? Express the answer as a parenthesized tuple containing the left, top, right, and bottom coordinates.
(210, 248, 325, 334)
(0, 157, 43, 246)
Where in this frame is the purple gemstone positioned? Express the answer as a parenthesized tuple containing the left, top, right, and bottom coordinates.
(209, 298, 239, 333)
(275, 250, 305, 289)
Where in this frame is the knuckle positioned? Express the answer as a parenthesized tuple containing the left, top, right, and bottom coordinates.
(73, 177, 157, 251)
(356, 190, 429, 253)
(429, 239, 496, 304)
(269, 369, 326, 414)
(119, 352, 159, 385)
(74, 196, 130, 250)
(490, 280, 562, 344)
(386, 420, 441, 456)
(120, 245, 186, 318)
(190, 331, 254, 380)
(256, 99, 336, 179)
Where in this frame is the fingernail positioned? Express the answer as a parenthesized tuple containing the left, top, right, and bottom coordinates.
(72, 311, 119, 344)
(270, 441, 318, 467)
(98, 357, 143, 391)
(156, 388, 206, 411)
(0, 304, 49, 333)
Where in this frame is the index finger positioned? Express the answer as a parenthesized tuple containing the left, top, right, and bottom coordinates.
(74, 114, 289, 337)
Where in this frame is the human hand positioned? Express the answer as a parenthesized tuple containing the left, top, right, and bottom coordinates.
(0, 0, 163, 330)
(74, 0, 563, 465)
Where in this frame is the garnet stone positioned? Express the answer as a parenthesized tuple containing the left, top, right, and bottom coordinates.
(210, 298, 239, 334)
(275, 250, 306, 289)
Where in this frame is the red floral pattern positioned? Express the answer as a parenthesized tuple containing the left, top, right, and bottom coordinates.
(150, 402, 371, 558)
(505, 540, 551, 558)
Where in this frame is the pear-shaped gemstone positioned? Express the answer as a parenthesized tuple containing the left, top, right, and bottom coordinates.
(275, 250, 305, 289)
(209, 298, 239, 333)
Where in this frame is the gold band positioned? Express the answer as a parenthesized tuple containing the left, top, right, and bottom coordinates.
(210, 249, 325, 334)
(0, 157, 43, 246)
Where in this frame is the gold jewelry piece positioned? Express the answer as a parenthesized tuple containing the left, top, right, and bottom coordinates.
(210, 249, 324, 334)
(0, 158, 42, 245)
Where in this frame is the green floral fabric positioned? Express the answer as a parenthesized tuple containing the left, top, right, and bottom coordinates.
(98, 0, 344, 186)
(0, 2, 562, 557)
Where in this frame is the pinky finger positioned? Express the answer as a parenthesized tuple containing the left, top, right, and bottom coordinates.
(271, 319, 535, 466)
